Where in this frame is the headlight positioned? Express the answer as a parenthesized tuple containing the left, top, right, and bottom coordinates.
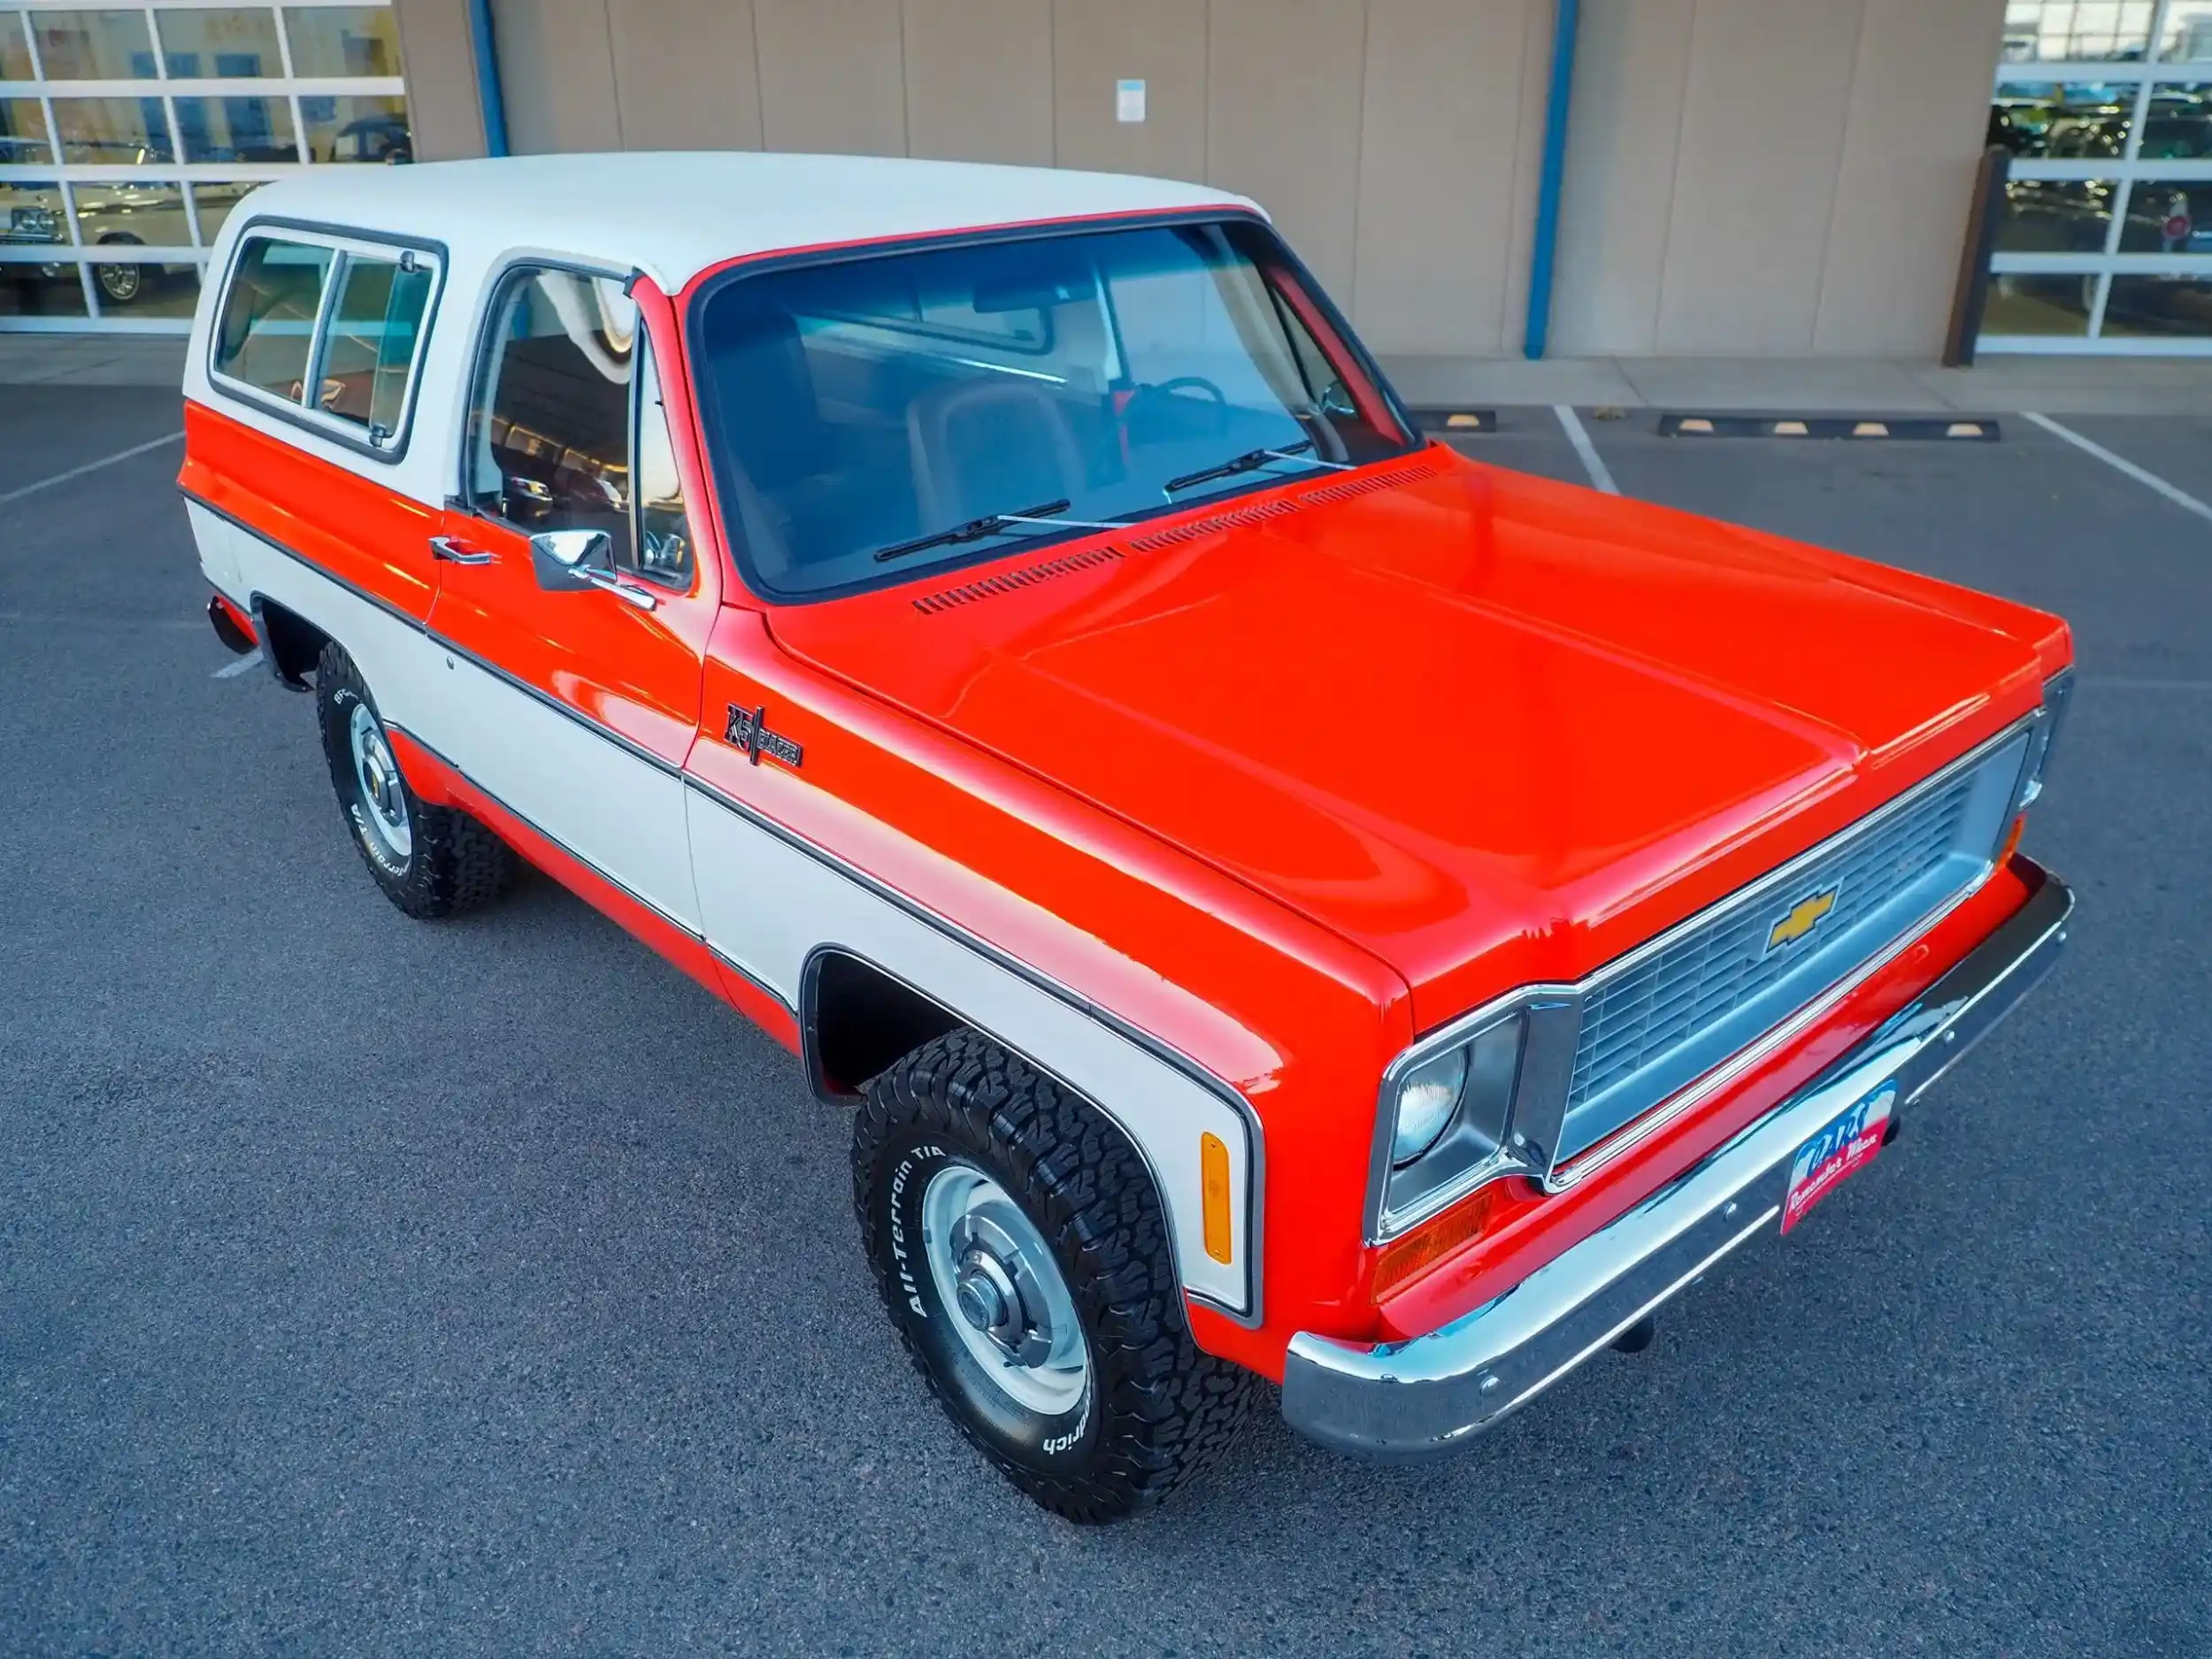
(1376, 1016, 1527, 1234)
(1391, 1048, 1466, 1165)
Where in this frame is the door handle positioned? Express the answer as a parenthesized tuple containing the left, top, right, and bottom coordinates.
(428, 535, 494, 565)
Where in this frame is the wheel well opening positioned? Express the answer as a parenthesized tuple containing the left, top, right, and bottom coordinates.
(251, 597, 328, 690)
(804, 950, 966, 1100)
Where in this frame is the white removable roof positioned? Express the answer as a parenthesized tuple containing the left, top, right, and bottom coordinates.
(220, 151, 1256, 293)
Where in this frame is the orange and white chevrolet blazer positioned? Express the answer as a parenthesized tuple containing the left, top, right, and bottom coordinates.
(183, 152, 2078, 1521)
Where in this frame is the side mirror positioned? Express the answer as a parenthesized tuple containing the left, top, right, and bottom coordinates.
(529, 528, 613, 591)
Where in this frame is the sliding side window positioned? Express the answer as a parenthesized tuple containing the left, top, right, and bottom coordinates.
(210, 228, 442, 457)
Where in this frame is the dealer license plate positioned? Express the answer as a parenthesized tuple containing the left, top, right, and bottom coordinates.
(1780, 1080, 1898, 1235)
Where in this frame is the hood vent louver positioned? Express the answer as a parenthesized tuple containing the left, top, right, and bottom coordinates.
(912, 545, 1125, 613)
(1125, 453, 1448, 552)
(910, 452, 1445, 614)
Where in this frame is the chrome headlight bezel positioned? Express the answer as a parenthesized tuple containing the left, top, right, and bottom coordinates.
(2017, 667, 2074, 811)
(1367, 993, 1582, 1241)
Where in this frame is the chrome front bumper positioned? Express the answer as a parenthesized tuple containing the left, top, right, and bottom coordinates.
(1282, 860, 2075, 1460)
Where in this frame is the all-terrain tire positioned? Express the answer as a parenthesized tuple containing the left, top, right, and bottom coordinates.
(314, 641, 517, 918)
(854, 1030, 1256, 1522)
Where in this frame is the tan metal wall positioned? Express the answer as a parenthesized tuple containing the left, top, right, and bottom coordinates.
(1549, 0, 2007, 357)
(394, 0, 2005, 360)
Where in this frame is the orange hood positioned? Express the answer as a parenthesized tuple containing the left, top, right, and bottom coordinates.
(765, 449, 2066, 1025)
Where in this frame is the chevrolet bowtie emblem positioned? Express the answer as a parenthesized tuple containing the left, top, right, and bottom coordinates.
(1765, 886, 1839, 955)
(726, 703, 803, 770)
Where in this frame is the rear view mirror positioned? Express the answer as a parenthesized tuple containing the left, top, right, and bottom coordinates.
(972, 249, 1096, 313)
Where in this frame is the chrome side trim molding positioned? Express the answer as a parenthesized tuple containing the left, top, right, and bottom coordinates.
(1286, 859, 2073, 1460)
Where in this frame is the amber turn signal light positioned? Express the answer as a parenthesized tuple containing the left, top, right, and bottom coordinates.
(1201, 1133, 1233, 1263)
(1371, 1183, 1509, 1298)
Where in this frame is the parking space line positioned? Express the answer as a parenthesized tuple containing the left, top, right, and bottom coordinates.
(2021, 412, 2212, 528)
(1554, 405, 1620, 495)
(0, 431, 185, 510)
(213, 649, 263, 680)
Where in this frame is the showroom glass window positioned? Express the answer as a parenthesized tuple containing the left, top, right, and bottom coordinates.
(0, 1, 412, 331)
(1985, 0, 2212, 352)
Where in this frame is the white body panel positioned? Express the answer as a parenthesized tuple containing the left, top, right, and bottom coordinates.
(687, 787, 1254, 1314)
(433, 653, 702, 932)
(194, 518, 1256, 1316)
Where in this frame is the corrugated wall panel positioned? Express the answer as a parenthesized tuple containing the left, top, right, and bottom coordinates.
(753, 0, 907, 156)
(448, 0, 1993, 358)
(1203, 0, 1367, 297)
(608, 0, 764, 151)
(1353, 0, 1541, 355)
(905, 0, 1053, 164)
(1051, 0, 1207, 180)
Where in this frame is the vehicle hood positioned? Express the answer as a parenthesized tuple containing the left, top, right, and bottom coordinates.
(766, 449, 2064, 1024)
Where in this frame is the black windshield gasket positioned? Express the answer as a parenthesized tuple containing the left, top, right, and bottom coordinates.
(685, 207, 1423, 609)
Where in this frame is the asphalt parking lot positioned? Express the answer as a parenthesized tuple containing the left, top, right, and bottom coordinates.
(3, 385, 2208, 1659)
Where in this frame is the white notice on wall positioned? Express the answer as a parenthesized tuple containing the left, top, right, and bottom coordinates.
(1117, 79, 1146, 123)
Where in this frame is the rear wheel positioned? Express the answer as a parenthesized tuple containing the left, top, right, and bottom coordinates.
(854, 1030, 1255, 1522)
(93, 238, 145, 306)
(314, 641, 516, 918)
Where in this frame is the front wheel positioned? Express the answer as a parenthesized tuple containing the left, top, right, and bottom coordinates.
(854, 1031, 1255, 1522)
(314, 641, 516, 918)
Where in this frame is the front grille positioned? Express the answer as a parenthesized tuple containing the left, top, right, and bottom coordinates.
(1555, 728, 2032, 1164)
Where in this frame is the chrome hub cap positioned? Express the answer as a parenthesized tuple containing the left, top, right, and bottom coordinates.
(348, 702, 412, 861)
(921, 1164, 1088, 1415)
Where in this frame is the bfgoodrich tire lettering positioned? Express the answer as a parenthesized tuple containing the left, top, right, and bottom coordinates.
(855, 1030, 1255, 1522)
(314, 641, 517, 919)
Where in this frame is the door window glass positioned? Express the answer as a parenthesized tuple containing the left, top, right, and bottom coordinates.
(29, 9, 156, 78)
(174, 94, 297, 162)
(633, 336, 695, 586)
(0, 98, 51, 164)
(212, 234, 331, 400)
(1, 12, 33, 79)
(50, 96, 173, 163)
(297, 93, 409, 163)
(466, 265, 636, 560)
(283, 4, 402, 75)
(317, 252, 432, 435)
(156, 8, 282, 77)
(71, 180, 188, 250)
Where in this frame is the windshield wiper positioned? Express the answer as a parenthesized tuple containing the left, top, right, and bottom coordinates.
(1161, 440, 1351, 496)
(871, 499, 1118, 564)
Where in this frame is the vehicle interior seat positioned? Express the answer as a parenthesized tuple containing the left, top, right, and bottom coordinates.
(904, 377, 1087, 528)
(705, 308, 845, 581)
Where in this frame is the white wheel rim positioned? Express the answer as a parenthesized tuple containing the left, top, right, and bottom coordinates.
(920, 1164, 1089, 1416)
(348, 702, 412, 861)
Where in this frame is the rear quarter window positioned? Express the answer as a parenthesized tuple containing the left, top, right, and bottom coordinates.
(209, 225, 443, 459)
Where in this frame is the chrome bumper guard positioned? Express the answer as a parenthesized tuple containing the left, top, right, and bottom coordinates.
(1282, 860, 2075, 1461)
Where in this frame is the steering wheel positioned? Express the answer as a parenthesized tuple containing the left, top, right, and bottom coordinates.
(1147, 375, 1228, 408)
(1120, 376, 1232, 454)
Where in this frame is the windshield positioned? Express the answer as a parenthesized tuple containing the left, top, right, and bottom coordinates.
(690, 217, 1417, 600)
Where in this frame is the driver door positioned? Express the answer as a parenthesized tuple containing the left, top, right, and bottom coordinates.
(426, 264, 718, 933)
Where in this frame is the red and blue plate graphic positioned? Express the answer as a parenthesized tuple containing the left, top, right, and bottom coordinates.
(1781, 1080, 1898, 1235)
